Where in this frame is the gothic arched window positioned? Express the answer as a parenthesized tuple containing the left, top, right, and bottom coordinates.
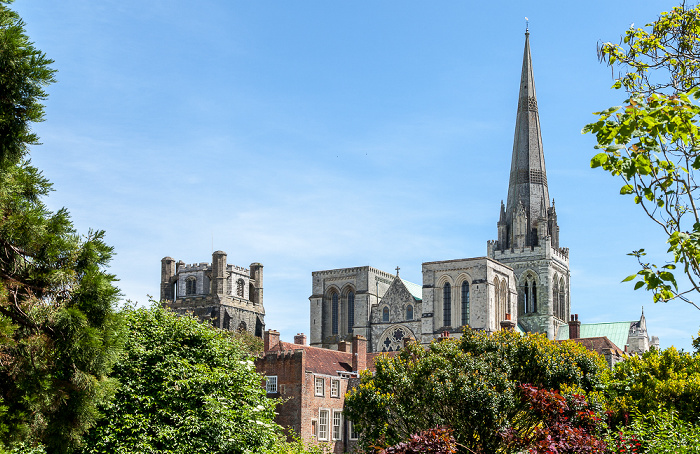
(236, 279, 244, 297)
(443, 282, 452, 327)
(382, 306, 389, 323)
(559, 277, 566, 320)
(461, 281, 470, 326)
(186, 277, 196, 295)
(347, 291, 355, 332)
(553, 277, 560, 319)
(406, 304, 413, 321)
(331, 292, 339, 335)
(522, 274, 538, 314)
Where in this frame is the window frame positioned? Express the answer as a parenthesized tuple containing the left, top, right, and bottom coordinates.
(406, 304, 413, 321)
(332, 410, 343, 441)
(348, 420, 359, 440)
(265, 375, 277, 394)
(318, 409, 330, 441)
(330, 378, 340, 398)
(314, 376, 325, 397)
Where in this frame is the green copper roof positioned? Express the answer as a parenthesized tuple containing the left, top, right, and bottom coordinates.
(400, 279, 422, 301)
(557, 322, 633, 351)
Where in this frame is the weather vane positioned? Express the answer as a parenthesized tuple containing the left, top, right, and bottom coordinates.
(525, 17, 529, 33)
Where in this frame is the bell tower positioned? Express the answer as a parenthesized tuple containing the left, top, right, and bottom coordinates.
(487, 30, 570, 339)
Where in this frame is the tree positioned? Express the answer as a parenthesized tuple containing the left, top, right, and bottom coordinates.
(78, 306, 281, 454)
(583, 3, 700, 309)
(606, 345, 700, 425)
(0, 2, 124, 452)
(344, 329, 609, 453)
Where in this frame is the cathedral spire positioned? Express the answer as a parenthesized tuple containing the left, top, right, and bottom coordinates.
(504, 31, 550, 248)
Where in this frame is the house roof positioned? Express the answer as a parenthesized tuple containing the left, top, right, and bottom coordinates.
(564, 336, 625, 357)
(400, 278, 422, 301)
(269, 341, 353, 376)
(557, 321, 633, 351)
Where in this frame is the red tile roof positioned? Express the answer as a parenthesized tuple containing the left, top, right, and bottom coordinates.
(270, 341, 353, 376)
(565, 336, 625, 357)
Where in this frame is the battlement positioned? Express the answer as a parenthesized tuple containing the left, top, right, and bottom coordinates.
(228, 264, 250, 274)
(488, 240, 569, 263)
(179, 262, 211, 272)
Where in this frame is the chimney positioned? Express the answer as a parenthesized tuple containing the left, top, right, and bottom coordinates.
(500, 313, 516, 331)
(351, 335, 367, 372)
(294, 333, 307, 346)
(338, 340, 350, 352)
(568, 314, 581, 339)
(264, 330, 280, 352)
(438, 331, 450, 342)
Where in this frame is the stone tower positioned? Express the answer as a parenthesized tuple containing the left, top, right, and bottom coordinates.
(487, 31, 570, 339)
(160, 251, 265, 337)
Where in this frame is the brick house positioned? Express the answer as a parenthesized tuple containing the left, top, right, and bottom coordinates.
(256, 330, 393, 453)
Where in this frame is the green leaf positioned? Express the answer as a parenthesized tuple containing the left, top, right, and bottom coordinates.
(591, 153, 609, 168)
(622, 274, 638, 282)
(620, 184, 635, 195)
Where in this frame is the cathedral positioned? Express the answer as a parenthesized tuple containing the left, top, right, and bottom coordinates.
(309, 31, 574, 353)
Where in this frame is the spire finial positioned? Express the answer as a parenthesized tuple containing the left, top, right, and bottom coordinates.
(395, 266, 400, 277)
(525, 17, 529, 34)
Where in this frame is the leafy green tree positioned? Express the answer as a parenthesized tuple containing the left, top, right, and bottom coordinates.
(606, 345, 700, 424)
(607, 409, 700, 454)
(583, 3, 700, 309)
(0, 2, 124, 452)
(344, 329, 609, 453)
(79, 306, 281, 454)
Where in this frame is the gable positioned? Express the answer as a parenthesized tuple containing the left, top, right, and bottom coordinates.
(557, 321, 633, 351)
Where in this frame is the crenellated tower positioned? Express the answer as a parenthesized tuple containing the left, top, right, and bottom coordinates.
(487, 30, 570, 339)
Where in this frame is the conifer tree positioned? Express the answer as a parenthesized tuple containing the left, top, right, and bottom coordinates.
(0, 1, 124, 451)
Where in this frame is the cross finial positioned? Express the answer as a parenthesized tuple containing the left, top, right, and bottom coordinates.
(395, 266, 400, 276)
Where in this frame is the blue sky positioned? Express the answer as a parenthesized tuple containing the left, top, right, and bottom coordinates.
(13, 0, 698, 350)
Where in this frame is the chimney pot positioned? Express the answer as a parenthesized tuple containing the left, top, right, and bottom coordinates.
(264, 330, 280, 352)
(351, 335, 367, 372)
(293, 333, 307, 346)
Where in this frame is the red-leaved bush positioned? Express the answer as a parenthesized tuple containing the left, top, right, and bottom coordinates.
(501, 384, 607, 453)
(375, 427, 457, 454)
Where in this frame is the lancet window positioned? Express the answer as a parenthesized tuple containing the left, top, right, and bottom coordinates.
(347, 291, 355, 332)
(331, 292, 339, 335)
(461, 281, 470, 326)
(443, 282, 452, 327)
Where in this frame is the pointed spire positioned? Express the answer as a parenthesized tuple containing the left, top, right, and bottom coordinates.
(504, 31, 550, 248)
(499, 200, 506, 223)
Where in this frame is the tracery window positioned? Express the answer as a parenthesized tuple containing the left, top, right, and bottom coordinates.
(522, 274, 538, 314)
(331, 292, 339, 335)
(461, 281, 470, 326)
(553, 277, 560, 319)
(379, 325, 411, 352)
(443, 282, 452, 327)
(382, 306, 389, 323)
(406, 304, 413, 321)
(347, 291, 355, 332)
(236, 279, 244, 297)
(186, 277, 196, 295)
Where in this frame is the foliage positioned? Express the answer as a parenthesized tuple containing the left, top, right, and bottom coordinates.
(230, 327, 264, 356)
(0, 2, 124, 452)
(344, 329, 609, 453)
(584, 3, 700, 309)
(606, 409, 700, 453)
(78, 305, 280, 454)
(0, 0, 55, 170)
(375, 427, 457, 454)
(605, 345, 700, 425)
(501, 384, 607, 453)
